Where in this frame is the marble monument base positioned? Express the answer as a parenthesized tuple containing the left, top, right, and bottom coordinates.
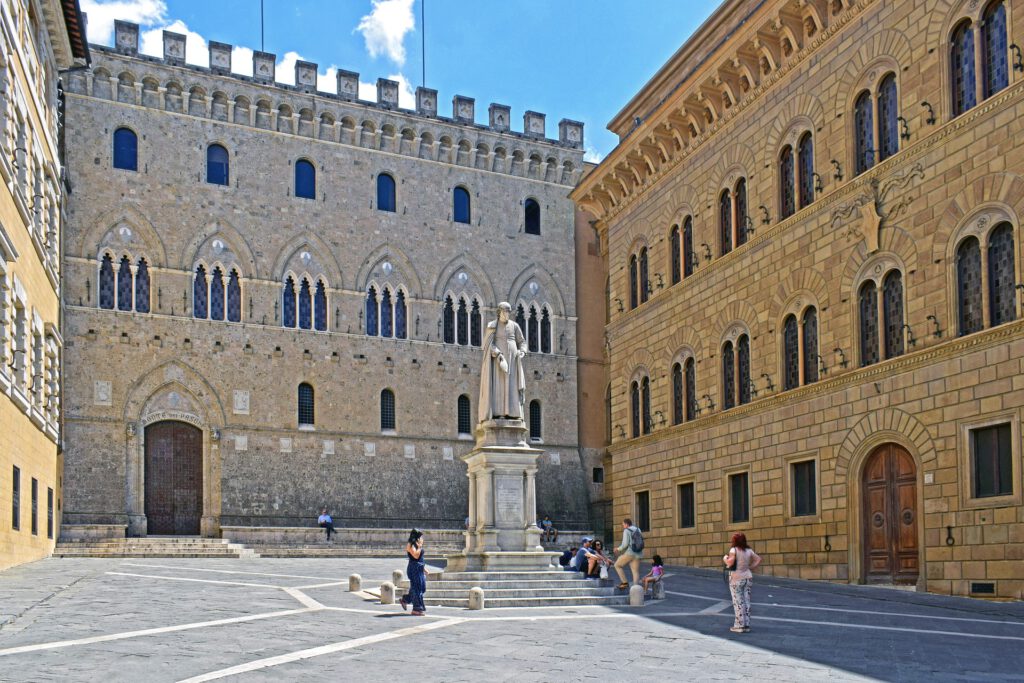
(445, 418, 560, 573)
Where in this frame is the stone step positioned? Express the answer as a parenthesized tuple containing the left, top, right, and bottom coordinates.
(425, 578, 613, 590)
(428, 570, 571, 582)
(425, 586, 621, 599)
(424, 595, 631, 608)
(54, 551, 246, 558)
(53, 537, 257, 559)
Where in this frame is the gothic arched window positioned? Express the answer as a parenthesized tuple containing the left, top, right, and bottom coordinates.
(779, 145, 796, 220)
(206, 143, 229, 185)
(298, 382, 314, 426)
(859, 281, 880, 366)
(628, 255, 639, 309)
(470, 300, 482, 346)
(684, 357, 697, 421)
(854, 90, 874, 174)
(298, 278, 312, 330)
(951, 21, 977, 117)
(116, 256, 132, 311)
(365, 286, 379, 336)
(540, 308, 551, 354)
(802, 307, 819, 384)
(670, 225, 681, 285)
(882, 271, 905, 358)
(722, 341, 735, 410)
(380, 287, 393, 337)
(515, 304, 527, 336)
(227, 269, 241, 322)
(381, 389, 396, 430)
(641, 376, 651, 435)
(453, 186, 471, 224)
(783, 315, 799, 390)
(737, 335, 751, 405)
(988, 222, 1016, 326)
(99, 254, 115, 309)
(377, 173, 396, 212)
(735, 179, 749, 246)
(957, 237, 983, 335)
(982, 1, 1008, 100)
(798, 133, 814, 208)
(135, 258, 150, 313)
(671, 362, 683, 425)
(395, 290, 407, 338)
(458, 394, 472, 435)
(525, 198, 541, 235)
(209, 267, 225, 321)
(529, 400, 542, 440)
(113, 127, 137, 171)
(639, 247, 649, 304)
(283, 276, 296, 328)
(719, 189, 733, 255)
(295, 159, 315, 199)
(193, 265, 208, 319)
(877, 74, 899, 162)
(682, 217, 695, 277)
(313, 280, 327, 331)
(528, 306, 539, 352)
(443, 296, 455, 344)
(630, 380, 640, 438)
(457, 297, 468, 345)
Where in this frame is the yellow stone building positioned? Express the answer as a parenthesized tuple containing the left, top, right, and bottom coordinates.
(574, 0, 1024, 598)
(0, 0, 87, 570)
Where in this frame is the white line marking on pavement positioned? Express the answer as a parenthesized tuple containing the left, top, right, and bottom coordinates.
(0, 609, 315, 656)
(755, 615, 1024, 641)
(699, 601, 732, 614)
(121, 563, 340, 581)
(282, 587, 323, 609)
(666, 590, 725, 601)
(177, 618, 466, 682)
(106, 572, 281, 589)
(757, 602, 1024, 627)
(292, 581, 346, 590)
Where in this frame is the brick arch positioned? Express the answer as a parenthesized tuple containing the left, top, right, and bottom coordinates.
(925, 0, 983, 52)
(80, 204, 167, 266)
(623, 347, 655, 383)
(274, 232, 344, 290)
(663, 326, 702, 364)
(711, 299, 761, 345)
(931, 172, 1024, 265)
(356, 243, 422, 299)
(841, 225, 919, 295)
(180, 219, 259, 279)
(832, 29, 913, 116)
(835, 408, 937, 481)
(767, 268, 830, 327)
(705, 143, 757, 211)
(433, 252, 497, 307)
(762, 93, 825, 166)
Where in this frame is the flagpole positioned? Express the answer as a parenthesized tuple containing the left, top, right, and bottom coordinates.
(260, 0, 265, 51)
(421, 0, 425, 87)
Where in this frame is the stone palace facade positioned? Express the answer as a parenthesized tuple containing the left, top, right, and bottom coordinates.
(574, 0, 1024, 598)
(58, 21, 600, 540)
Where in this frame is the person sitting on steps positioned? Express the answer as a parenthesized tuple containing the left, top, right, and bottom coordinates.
(317, 508, 337, 542)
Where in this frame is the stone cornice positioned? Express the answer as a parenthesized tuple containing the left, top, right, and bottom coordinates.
(607, 319, 1024, 456)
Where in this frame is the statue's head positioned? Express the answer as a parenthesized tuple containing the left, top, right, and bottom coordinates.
(497, 301, 512, 323)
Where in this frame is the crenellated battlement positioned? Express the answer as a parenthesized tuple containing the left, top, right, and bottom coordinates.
(108, 20, 584, 150)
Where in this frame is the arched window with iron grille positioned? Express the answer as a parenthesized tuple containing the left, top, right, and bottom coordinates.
(854, 90, 874, 174)
(779, 146, 796, 219)
(877, 74, 899, 161)
(671, 362, 683, 425)
(116, 256, 132, 311)
(982, 2, 1008, 100)
(798, 133, 814, 208)
(859, 281, 879, 366)
(529, 400, 542, 440)
(722, 341, 735, 410)
(99, 254, 115, 309)
(802, 307, 819, 384)
(684, 358, 697, 421)
(630, 380, 640, 438)
(639, 248, 649, 304)
(641, 376, 651, 435)
(193, 266, 208, 319)
(735, 179, 749, 246)
(683, 217, 695, 277)
(381, 389, 396, 431)
(783, 315, 799, 390)
(670, 225, 681, 285)
(209, 266, 225, 321)
(298, 383, 314, 426)
(882, 271, 905, 358)
(988, 222, 1016, 326)
(628, 255, 638, 309)
(951, 21, 977, 116)
(282, 276, 296, 328)
(737, 335, 751, 405)
(458, 394, 472, 435)
(719, 189, 733, 255)
(135, 258, 150, 313)
(957, 236, 983, 335)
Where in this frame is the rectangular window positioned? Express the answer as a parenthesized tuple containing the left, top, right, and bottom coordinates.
(972, 423, 1013, 498)
(729, 472, 749, 524)
(791, 460, 817, 517)
(30, 477, 38, 535)
(678, 482, 695, 529)
(634, 490, 650, 532)
(592, 467, 604, 484)
(47, 487, 53, 539)
(12, 466, 20, 530)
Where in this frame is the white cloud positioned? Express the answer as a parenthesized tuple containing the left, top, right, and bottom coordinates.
(81, 0, 167, 45)
(274, 51, 303, 85)
(355, 0, 415, 66)
(584, 145, 604, 164)
(387, 72, 416, 109)
(140, 19, 208, 66)
(232, 46, 254, 77)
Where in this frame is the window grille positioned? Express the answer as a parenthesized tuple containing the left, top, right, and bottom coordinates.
(298, 383, 314, 425)
(783, 315, 800, 390)
(982, 2, 1008, 99)
(882, 271, 905, 358)
(735, 179, 749, 246)
(443, 296, 455, 343)
(457, 297, 468, 345)
(802, 308, 819, 384)
(972, 423, 1012, 497)
(672, 362, 683, 425)
(116, 256, 132, 311)
(641, 376, 651, 435)
(30, 478, 37, 535)
(135, 259, 150, 313)
(798, 133, 814, 208)
(670, 225, 681, 285)
(470, 300, 481, 346)
(854, 90, 874, 174)
(779, 146, 796, 219)
(394, 290, 407, 338)
(878, 74, 899, 161)
(380, 287, 393, 337)
(682, 217, 695, 277)
(540, 308, 551, 353)
(957, 237, 983, 335)
(380, 389, 395, 430)
(951, 22, 977, 116)
(685, 358, 697, 421)
(529, 400, 542, 439)
(365, 286, 378, 336)
(738, 335, 751, 405)
(457, 395, 472, 434)
(11, 465, 19, 530)
(46, 487, 53, 539)
(630, 381, 640, 438)
(792, 460, 816, 516)
(639, 248, 649, 304)
(99, 254, 115, 309)
(628, 255, 638, 309)
(987, 223, 1016, 326)
(528, 306, 539, 352)
(722, 342, 735, 410)
(859, 281, 879, 365)
(283, 277, 296, 328)
(209, 267, 225, 321)
(193, 266, 208, 319)
(719, 190, 732, 255)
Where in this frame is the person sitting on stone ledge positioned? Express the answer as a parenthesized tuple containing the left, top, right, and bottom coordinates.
(540, 515, 558, 543)
(586, 539, 613, 578)
(573, 537, 593, 572)
(317, 507, 337, 542)
(560, 546, 578, 570)
(643, 554, 665, 594)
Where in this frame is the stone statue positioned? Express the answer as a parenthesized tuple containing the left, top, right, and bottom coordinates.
(478, 302, 526, 423)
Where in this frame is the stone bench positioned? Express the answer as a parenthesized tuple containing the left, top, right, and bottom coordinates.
(221, 526, 466, 548)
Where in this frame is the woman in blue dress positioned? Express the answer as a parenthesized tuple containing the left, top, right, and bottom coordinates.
(400, 529, 427, 615)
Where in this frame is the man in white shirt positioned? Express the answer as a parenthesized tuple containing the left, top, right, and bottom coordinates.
(318, 508, 337, 542)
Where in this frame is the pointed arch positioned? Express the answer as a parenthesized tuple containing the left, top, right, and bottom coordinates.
(507, 264, 568, 317)
(181, 219, 259, 279)
(80, 204, 167, 266)
(433, 252, 497, 306)
(272, 231, 344, 289)
(123, 359, 227, 425)
(355, 242, 423, 299)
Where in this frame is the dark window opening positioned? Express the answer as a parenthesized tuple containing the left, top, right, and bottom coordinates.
(682, 217, 695, 278)
(381, 389, 396, 431)
(803, 307, 819, 384)
(951, 22, 977, 116)
(116, 256, 132, 311)
(792, 460, 817, 517)
(529, 400, 542, 440)
(957, 237, 983, 335)
(298, 382, 314, 426)
(635, 490, 651, 532)
(99, 254, 115, 309)
(135, 258, 150, 313)
(798, 132, 814, 208)
(226, 270, 241, 322)
(972, 423, 1012, 498)
(780, 145, 796, 219)
(193, 265, 208, 319)
(593, 467, 605, 484)
(854, 90, 874, 174)
(877, 74, 899, 161)
(524, 198, 541, 235)
(670, 225, 681, 285)
(457, 394, 472, 435)
(11, 466, 19, 530)
(30, 477, 37, 535)
(988, 223, 1017, 327)
(206, 144, 229, 185)
(209, 267, 225, 321)
(859, 281, 879, 366)
(113, 127, 137, 171)
(729, 472, 750, 524)
(783, 315, 800, 391)
(377, 173, 396, 212)
(443, 296, 455, 344)
(282, 276, 296, 328)
(678, 482, 695, 529)
(882, 271, 905, 358)
(982, 2, 1008, 100)
(295, 159, 315, 199)
(365, 286, 378, 336)
(46, 487, 53, 539)
(453, 186, 471, 224)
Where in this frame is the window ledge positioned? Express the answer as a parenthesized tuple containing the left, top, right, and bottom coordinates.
(298, 424, 315, 432)
(457, 433, 473, 441)
(381, 429, 397, 436)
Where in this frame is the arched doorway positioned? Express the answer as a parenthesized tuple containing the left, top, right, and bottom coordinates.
(145, 421, 203, 535)
(862, 443, 919, 584)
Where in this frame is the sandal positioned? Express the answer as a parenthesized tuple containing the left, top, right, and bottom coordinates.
(617, 582, 629, 590)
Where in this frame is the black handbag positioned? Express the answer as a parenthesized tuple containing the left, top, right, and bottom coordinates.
(722, 548, 737, 585)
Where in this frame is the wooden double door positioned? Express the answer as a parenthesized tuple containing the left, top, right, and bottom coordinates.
(145, 421, 203, 535)
(862, 443, 919, 584)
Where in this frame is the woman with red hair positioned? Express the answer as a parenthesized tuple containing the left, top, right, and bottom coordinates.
(723, 532, 761, 633)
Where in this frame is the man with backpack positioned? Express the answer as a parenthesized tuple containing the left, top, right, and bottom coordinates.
(612, 518, 644, 589)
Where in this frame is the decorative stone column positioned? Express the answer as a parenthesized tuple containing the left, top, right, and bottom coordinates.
(446, 418, 556, 572)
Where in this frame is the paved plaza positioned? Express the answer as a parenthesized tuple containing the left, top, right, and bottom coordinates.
(1, 558, 1022, 681)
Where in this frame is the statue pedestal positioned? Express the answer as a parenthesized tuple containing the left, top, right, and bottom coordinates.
(446, 419, 559, 572)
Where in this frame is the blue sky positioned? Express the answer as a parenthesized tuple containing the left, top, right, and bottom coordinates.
(80, 1, 718, 160)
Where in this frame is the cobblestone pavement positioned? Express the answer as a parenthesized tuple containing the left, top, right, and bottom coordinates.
(1, 557, 1023, 682)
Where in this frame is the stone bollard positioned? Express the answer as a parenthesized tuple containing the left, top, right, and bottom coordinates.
(380, 581, 395, 605)
(629, 584, 644, 607)
(392, 569, 405, 586)
(653, 580, 666, 600)
(348, 574, 362, 592)
(468, 586, 485, 610)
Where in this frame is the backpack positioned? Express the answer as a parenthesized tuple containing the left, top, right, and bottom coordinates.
(629, 526, 644, 553)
